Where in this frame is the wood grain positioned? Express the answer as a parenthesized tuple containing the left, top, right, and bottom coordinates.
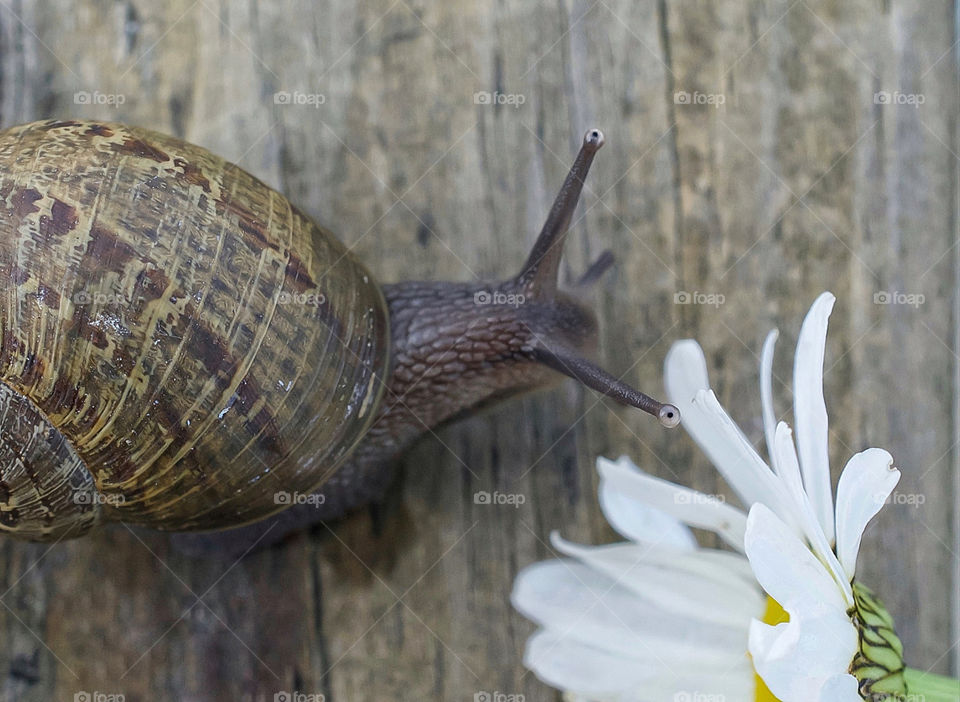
(0, 1, 955, 700)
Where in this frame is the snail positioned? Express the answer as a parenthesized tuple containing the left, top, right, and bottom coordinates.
(0, 119, 678, 554)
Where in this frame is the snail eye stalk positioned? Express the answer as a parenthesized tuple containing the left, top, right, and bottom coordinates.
(517, 129, 605, 298)
(534, 347, 681, 428)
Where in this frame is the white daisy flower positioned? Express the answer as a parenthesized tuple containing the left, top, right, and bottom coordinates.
(512, 451, 767, 701)
(513, 293, 958, 701)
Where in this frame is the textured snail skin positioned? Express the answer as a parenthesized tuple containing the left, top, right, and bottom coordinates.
(0, 120, 388, 539)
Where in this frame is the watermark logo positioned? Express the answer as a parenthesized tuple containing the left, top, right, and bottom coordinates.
(73, 290, 138, 306)
(74, 693, 125, 702)
(274, 90, 326, 108)
(277, 291, 327, 306)
(474, 692, 525, 702)
(274, 693, 325, 702)
(674, 291, 725, 307)
(474, 491, 526, 508)
(873, 291, 924, 308)
(876, 491, 926, 507)
(474, 290, 526, 307)
(874, 91, 925, 108)
(673, 692, 726, 702)
(674, 90, 725, 108)
(74, 91, 126, 106)
(73, 492, 126, 507)
(274, 491, 327, 507)
(473, 91, 526, 108)
(674, 492, 725, 506)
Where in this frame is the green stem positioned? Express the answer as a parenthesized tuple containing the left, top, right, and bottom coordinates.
(905, 667, 960, 701)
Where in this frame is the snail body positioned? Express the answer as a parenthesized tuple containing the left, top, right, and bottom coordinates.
(0, 119, 676, 548)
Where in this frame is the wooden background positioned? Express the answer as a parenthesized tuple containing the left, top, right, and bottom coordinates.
(0, 0, 956, 700)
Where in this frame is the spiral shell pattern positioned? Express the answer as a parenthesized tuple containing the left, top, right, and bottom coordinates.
(0, 120, 389, 539)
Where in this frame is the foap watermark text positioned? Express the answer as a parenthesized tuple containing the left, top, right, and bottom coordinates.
(474, 692, 524, 702)
(74, 693, 124, 702)
(474, 91, 526, 108)
(474, 290, 525, 307)
(274, 491, 326, 507)
(874, 91, 925, 107)
(274, 90, 326, 108)
(74, 91, 126, 107)
(675, 291, 725, 307)
(674, 90, 725, 108)
(874, 291, 924, 308)
(474, 491, 526, 508)
(274, 693, 325, 702)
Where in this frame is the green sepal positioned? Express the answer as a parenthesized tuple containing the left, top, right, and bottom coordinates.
(847, 582, 908, 700)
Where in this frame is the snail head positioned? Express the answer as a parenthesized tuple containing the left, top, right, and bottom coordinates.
(382, 129, 680, 431)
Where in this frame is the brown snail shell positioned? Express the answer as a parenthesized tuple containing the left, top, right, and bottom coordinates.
(0, 119, 389, 539)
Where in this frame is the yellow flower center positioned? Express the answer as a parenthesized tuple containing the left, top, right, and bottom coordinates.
(753, 596, 789, 702)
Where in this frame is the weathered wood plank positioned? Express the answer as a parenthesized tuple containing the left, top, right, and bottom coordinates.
(0, 1, 955, 700)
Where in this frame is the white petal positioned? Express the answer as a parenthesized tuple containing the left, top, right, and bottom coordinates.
(549, 536, 764, 627)
(749, 613, 856, 678)
(525, 629, 754, 701)
(834, 448, 900, 580)
(744, 504, 849, 615)
(793, 291, 836, 542)
(745, 505, 858, 701)
(664, 339, 711, 408)
(679, 548, 761, 588)
(773, 422, 852, 602)
(594, 458, 748, 550)
(523, 628, 650, 695)
(659, 546, 763, 594)
(596, 456, 697, 550)
(749, 612, 858, 702)
(773, 421, 806, 502)
(760, 329, 780, 471)
(649, 665, 755, 702)
(690, 389, 800, 526)
(748, 618, 786, 659)
(666, 341, 799, 525)
(818, 673, 864, 702)
(512, 560, 753, 662)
